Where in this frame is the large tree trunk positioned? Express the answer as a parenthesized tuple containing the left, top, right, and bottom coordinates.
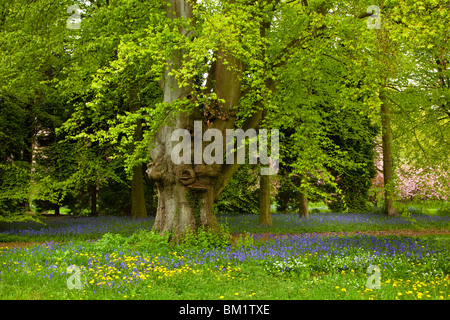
(380, 89, 397, 216)
(147, 0, 276, 241)
(259, 174, 272, 226)
(150, 162, 220, 242)
(147, 121, 223, 241)
(146, 0, 223, 242)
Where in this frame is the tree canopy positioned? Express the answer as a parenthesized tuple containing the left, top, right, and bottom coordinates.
(1, 0, 448, 238)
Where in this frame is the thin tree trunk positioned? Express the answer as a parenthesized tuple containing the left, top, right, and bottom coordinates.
(298, 192, 309, 219)
(380, 89, 397, 216)
(131, 164, 147, 218)
(54, 204, 60, 216)
(23, 119, 35, 213)
(89, 183, 98, 216)
(130, 87, 148, 219)
(259, 174, 272, 226)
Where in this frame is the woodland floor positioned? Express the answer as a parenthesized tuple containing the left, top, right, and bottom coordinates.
(1, 229, 449, 249)
(245, 229, 450, 240)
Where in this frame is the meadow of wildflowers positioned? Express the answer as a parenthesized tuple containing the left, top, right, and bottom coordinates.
(1, 212, 449, 242)
(219, 212, 450, 234)
(0, 213, 449, 300)
(0, 216, 154, 242)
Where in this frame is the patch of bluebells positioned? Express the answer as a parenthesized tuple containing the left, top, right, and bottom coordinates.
(0, 216, 155, 240)
(1, 213, 450, 292)
(2, 213, 449, 241)
(218, 213, 450, 234)
(181, 234, 450, 277)
(1, 234, 449, 293)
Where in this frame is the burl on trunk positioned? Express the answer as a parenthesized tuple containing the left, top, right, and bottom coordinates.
(146, 123, 224, 242)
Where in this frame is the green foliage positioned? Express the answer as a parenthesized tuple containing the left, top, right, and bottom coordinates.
(178, 223, 255, 250)
(397, 206, 422, 230)
(185, 191, 203, 224)
(126, 229, 171, 252)
(180, 225, 232, 250)
(0, 0, 74, 217)
(0, 233, 30, 242)
(88, 223, 245, 254)
(98, 170, 157, 216)
(91, 232, 130, 253)
(234, 232, 256, 249)
(263, 257, 310, 280)
(214, 164, 259, 215)
(63, 191, 92, 216)
(437, 207, 450, 217)
(0, 161, 31, 216)
(89, 229, 171, 253)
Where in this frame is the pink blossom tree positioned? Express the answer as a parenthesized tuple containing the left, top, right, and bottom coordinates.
(370, 145, 449, 205)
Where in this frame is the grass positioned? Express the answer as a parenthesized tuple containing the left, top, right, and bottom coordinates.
(0, 208, 449, 300)
(0, 233, 449, 300)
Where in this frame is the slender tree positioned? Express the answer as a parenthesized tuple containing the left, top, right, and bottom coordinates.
(259, 174, 272, 226)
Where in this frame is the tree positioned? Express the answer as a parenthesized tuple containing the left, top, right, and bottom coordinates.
(214, 164, 259, 216)
(259, 174, 272, 226)
(389, 0, 450, 202)
(0, 0, 71, 219)
(142, 0, 384, 239)
(60, 0, 162, 218)
(274, 128, 313, 218)
(359, 0, 450, 214)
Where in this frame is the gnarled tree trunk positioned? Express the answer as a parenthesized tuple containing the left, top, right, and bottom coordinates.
(146, 0, 275, 242)
(146, 1, 225, 241)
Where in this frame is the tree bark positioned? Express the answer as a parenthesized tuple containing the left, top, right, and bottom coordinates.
(380, 89, 397, 216)
(146, 0, 276, 241)
(54, 204, 60, 216)
(131, 164, 147, 218)
(298, 191, 309, 219)
(146, 0, 224, 242)
(23, 116, 35, 213)
(259, 174, 272, 226)
(89, 183, 98, 216)
(130, 86, 148, 219)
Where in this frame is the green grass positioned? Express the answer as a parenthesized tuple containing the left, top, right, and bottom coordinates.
(0, 231, 449, 300)
(1, 206, 450, 300)
(2, 262, 446, 300)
